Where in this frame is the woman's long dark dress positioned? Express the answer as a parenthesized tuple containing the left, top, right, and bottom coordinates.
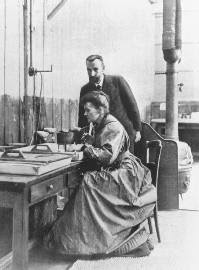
(44, 114, 156, 255)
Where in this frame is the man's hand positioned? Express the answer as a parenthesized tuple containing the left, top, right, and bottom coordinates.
(134, 131, 141, 143)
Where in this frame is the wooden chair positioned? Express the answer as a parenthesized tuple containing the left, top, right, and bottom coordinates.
(134, 122, 179, 210)
(145, 139, 162, 243)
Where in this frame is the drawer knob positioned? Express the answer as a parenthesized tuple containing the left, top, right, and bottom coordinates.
(47, 184, 54, 191)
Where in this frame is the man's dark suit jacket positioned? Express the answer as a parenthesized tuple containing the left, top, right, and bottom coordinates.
(78, 75, 141, 153)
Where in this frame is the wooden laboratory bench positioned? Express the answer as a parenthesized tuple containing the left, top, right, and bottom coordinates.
(0, 160, 82, 270)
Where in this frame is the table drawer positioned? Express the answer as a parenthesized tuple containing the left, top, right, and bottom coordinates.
(30, 175, 65, 203)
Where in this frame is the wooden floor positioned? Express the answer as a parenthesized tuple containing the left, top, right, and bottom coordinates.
(0, 248, 75, 270)
(28, 246, 75, 270)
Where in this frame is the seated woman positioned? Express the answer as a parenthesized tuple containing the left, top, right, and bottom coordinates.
(43, 91, 157, 257)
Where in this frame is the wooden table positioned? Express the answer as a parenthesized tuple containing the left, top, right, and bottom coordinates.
(0, 161, 82, 270)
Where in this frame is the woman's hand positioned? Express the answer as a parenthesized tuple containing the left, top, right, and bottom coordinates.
(71, 126, 81, 132)
(81, 133, 94, 145)
(65, 144, 83, 152)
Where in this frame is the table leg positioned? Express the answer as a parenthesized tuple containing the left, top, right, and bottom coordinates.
(12, 189, 29, 270)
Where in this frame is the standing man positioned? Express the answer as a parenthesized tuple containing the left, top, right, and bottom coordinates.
(78, 54, 141, 153)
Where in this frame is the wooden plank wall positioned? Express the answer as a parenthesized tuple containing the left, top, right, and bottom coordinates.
(0, 94, 78, 146)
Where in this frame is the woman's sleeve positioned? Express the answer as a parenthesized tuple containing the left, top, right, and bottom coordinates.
(83, 122, 125, 165)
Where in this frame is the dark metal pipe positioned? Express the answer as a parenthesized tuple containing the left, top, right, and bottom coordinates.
(175, 0, 182, 50)
(23, 0, 29, 143)
(29, 0, 33, 67)
(165, 63, 178, 140)
(3, 0, 7, 145)
(18, 0, 22, 142)
(162, 0, 182, 140)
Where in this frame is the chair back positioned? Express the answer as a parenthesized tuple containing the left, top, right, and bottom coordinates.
(145, 140, 162, 188)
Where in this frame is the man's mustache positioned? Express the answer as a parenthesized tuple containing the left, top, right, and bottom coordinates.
(89, 76, 99, 83)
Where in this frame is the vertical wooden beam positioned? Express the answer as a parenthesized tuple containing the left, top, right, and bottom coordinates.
(12, 189, 29, 270)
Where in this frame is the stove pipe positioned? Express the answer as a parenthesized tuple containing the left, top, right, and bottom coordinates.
(162, 0, 182, 140)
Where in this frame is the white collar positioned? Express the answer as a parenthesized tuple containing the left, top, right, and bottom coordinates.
(95, 74, 104, 88)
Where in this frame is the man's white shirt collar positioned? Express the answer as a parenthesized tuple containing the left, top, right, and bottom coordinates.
(95, 74, 104, 88)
